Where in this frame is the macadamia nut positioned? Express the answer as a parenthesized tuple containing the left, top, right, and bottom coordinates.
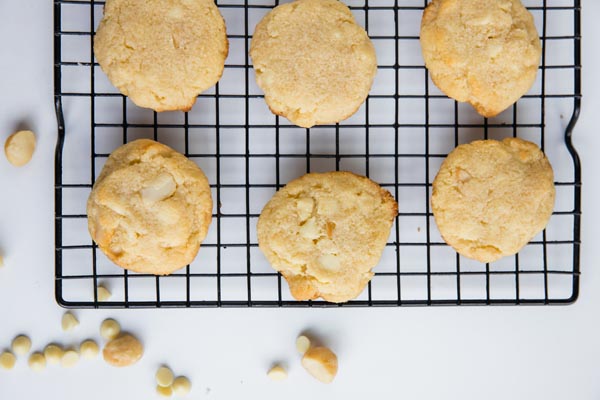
(301, 347, 338, 384)
(102, 334, 143, 367)
(4, 130, 36, 167)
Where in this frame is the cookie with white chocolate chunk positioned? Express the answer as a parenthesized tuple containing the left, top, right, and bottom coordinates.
(420, 0, 541, 117)
(87, 139, 213, 275)
(257, 171, 397, 303)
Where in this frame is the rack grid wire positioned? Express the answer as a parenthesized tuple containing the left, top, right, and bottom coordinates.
(54, 0, 582, 308)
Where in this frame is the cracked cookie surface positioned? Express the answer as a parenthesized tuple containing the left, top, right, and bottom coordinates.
(257, 171, 397, 303)
(420, 0, 541, 117)
(87, 139, 213, 275)
(94, 0, 228, 112)
(431, 138, 555, 263)
(249, 0, 377, 128)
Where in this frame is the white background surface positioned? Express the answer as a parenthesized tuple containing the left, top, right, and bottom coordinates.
(1, 1, 599, 399)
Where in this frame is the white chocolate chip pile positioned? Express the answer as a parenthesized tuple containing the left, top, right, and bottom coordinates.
(1, 315, 197, 397)
(154, 365, 192, 397)
(0, 316, 139, 373)
(4, 130, 36, 167)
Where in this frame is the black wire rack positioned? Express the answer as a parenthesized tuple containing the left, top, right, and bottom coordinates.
(53, 0, 582, 308)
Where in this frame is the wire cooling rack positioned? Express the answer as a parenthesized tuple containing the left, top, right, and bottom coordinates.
(54, 0, 581, 308)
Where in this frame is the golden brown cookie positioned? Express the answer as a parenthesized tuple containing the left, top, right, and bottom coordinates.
(87, 139, 213, 275)
(257, 171, 397, 303)
(249, 0, 377, 128)
(420, 0, 541, 117)
(94, 0, 228, 112)
(431, 138, 555, 263)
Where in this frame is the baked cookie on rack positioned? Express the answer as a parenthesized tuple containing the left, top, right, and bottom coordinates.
(257, 171, 397, 303)
(249, 0, 377, 128)
(87, 139, 213, 275)
(431, 138, 555, 263)
(420, 0, 541, 117)
(94, 0, 228, 112)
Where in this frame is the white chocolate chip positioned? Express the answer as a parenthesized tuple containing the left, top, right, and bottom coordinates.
(12, 335, 32, 355)
(28, 352, 46, 372)
(318, 254, 340, 271)
(296, 197, 314, 222)
(299, 217, 320, 240)
(100, 318, 121, 340)
(156, 385, 173, 397)
(80, 340, 99, 359)
(456, 168, 471, 182)
(0, 351, 16, 370)
(156, 366, 175, 387)
(140, 173, 176, 203)
(44, 344, 64, 365)
(172, 376, 192, 396)
(301, 347, 338, 384)
(97, 285, 112, 301)
(61, 312, 79, 332)
(267, 365, 287, 381)
(296, 335, 311, 355)
(61, 349, 80, 368)
(487, 42, 503, 58)
(4, 130, 36, 167)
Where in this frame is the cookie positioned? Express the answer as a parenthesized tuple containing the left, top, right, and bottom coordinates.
(249, 0, 377, 128)
(420, 0, 541, 117)
(94, 0, 228, 112)
(257, 171, 397, 303)
(431, 138, 555, 263)
(87, 139, 213, 275)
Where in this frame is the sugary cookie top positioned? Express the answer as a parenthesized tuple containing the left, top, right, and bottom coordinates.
(257, 171, 397, 302)
(432, 138, 555, 263)
(420, 0, 541, 117)
(87, 139, 213, 274)
(250, 0, 377, 127)
(94, 0, 228, 111)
